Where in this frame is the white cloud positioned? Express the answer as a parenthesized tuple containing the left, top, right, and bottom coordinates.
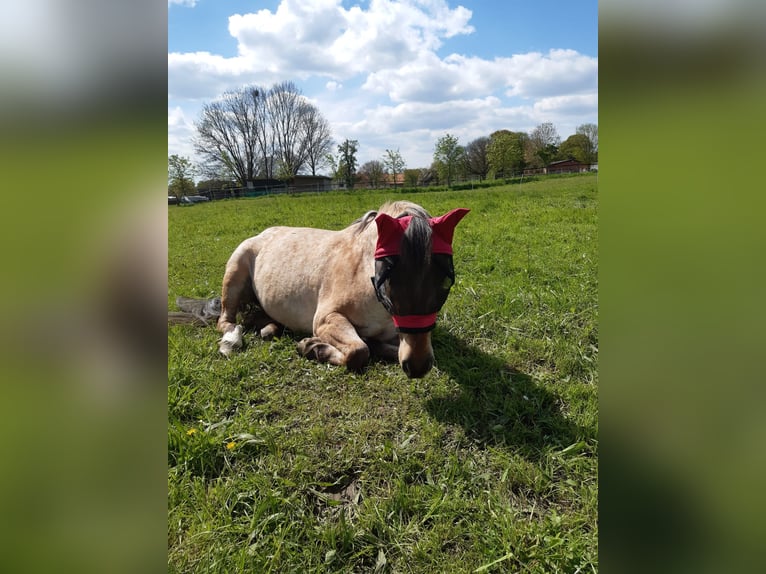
(168, 0, 197, 7)
(533, 93, 599, 117)
(168, 106, 197, 160)
(168, 0, 598, 169)
(169, 0, 475, 98)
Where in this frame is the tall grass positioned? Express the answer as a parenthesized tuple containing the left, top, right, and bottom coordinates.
(168, 173, 598, 573)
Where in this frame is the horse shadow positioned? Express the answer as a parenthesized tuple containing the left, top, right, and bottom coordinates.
(427, 327, 591, 460)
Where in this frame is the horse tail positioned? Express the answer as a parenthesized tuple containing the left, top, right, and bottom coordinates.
(168, 296, 222, 326)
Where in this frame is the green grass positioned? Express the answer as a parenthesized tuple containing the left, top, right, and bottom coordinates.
(168, 173, 598, 573)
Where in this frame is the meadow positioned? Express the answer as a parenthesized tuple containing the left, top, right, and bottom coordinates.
(168, 174, 598, 573)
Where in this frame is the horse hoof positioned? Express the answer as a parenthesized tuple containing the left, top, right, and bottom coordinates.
(219, 325, 244, 356)
(260, 322, 282, 340)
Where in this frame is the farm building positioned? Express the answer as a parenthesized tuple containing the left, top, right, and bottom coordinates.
(289, 175, 333, 192)
(356, 172, 406, 188)
(545, 158, 592, 174)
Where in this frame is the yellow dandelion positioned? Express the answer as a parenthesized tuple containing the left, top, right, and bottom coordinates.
(186, 428, 197, 436)
(226, 441, 237, 450)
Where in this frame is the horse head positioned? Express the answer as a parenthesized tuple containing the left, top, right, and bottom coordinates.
(372, 208, 469, 378)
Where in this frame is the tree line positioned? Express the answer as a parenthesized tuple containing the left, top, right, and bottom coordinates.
(169, 83, 597, 197)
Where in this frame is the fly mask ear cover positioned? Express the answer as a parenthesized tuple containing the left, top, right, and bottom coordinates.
(372, 208, 470, 332)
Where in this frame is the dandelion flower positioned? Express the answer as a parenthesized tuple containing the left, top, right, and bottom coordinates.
(226, 441, 236, 450)
(186, 428, 197, 436)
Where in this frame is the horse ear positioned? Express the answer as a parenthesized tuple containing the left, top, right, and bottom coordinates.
(430, 208, 470, 251)
(374, 213, 408, 258)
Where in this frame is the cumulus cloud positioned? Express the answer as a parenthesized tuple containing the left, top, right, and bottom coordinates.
(170, 0, 476, 98)
(168, 0, 598, 167)
(168, 106, 197, 160)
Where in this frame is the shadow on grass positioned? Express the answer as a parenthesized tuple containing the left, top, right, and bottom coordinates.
(427, 327, 591, 459)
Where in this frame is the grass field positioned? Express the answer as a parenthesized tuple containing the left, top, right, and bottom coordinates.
(168, 174, 598, 573)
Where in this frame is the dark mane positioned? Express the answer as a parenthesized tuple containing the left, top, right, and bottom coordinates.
(352, 201, 432, 235)
(400, 212, 432, 268)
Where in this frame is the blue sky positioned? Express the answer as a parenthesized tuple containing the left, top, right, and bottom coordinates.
(168, 0, 598, 170)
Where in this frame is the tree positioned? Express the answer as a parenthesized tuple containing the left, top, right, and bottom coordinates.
(325, 153, 340, 185)
(359, 160, 385, 188)
(301, 105, 333, 176)
(195, 86, 262, 186)
(464, 136, 491, 180)
(559, 133, 591, 163)
(383, 148, 406, 188)
(194, 82, 332, 185)
(575, 123, 598, 163)
(268, 81, 312, 179)
(433, 133, 464, 187)
(403, 168, 420, 188)
(487, 130, 527, 178)
(168, 155, 195, 205)
(527, 122, 561, 168)
(337, 139, 359, 189)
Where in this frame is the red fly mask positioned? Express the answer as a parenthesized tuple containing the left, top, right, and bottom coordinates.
(372, 208, 470, 332)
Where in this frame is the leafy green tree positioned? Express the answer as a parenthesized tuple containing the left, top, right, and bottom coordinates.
(403, 168, 420, 187)
(168, 154, 195, 205)
(487, 130, 527, 178)
(559, 133, 591, 163)
(433, 133, 464, 187)
(337, 139, 359, 189)
(383, 148, 406, 188)
(325, 153, 340, 184)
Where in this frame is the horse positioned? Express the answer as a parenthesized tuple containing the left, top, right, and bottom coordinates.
(172, 200, 469, 378)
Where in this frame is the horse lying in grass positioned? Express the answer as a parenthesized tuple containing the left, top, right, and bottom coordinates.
(172, 200, 469, 378)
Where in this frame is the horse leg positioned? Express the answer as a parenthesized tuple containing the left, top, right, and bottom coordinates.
(241, 304, 283, 340)
(297, 312, 370, 372)
(216, 243, 254, 356)
(366, 337, 400, 363)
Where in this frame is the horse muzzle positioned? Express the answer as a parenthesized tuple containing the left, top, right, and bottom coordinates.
(398, 332, 434, 378)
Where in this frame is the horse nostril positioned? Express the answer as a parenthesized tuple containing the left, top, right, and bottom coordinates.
(401, 357, 432, 379)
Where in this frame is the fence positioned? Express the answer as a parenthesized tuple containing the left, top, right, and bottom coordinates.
(192, 171, 592, 203)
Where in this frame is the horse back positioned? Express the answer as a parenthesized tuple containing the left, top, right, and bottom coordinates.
(241, 226, 366, 333)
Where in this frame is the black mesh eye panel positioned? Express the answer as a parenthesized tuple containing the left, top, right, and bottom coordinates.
(371, 254, 455, 317)
(371, 257, 397, 314)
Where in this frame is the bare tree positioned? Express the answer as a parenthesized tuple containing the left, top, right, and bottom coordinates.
(464, 136, 490, 180)
(359, 160, 385, 188)
(527, 122, 561, 168)
(268, 81, 311, 179)
(576, 123, 598, 163)
(301, 105, 333, 176)
(195, 91, 257, 186)
(194, 82, 333, 185)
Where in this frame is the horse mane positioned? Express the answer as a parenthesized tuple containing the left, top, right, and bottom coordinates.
(400, 213, 432, 267)
(352, 201, 431, 235)
(352, 201, 433, 267)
